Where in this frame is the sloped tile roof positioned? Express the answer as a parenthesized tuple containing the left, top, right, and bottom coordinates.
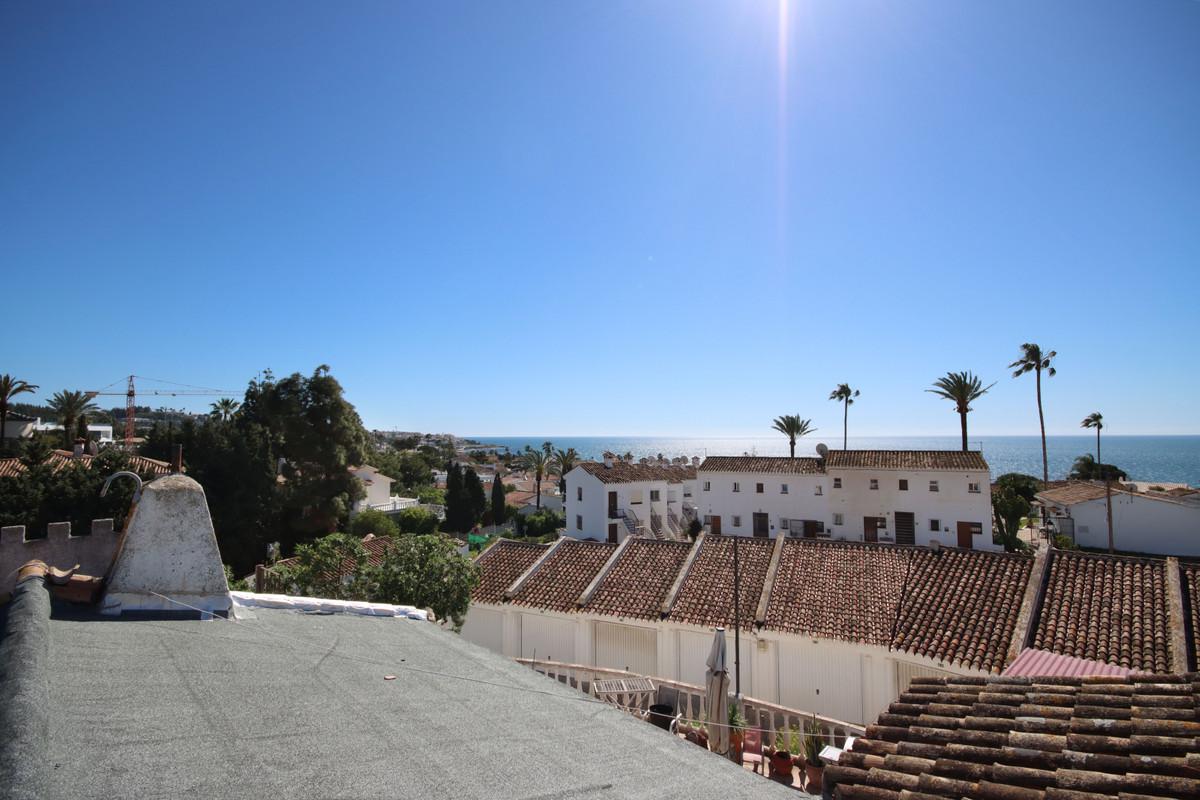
(698, 456, 825, 475)
(584, 539, 693, 620)
(666, 535, 773, 631)
(1032, 550, 1172, 673)
(763, 540, 908, 645)
(0, 451, 174, 479)
(0, 457, 23, 479)
(1036, 480, 1117, 506)
(578, 461, 696, 485)
(509, 540, 617, 612)
(825, 450, 989, 471)
(892, 548, 1033, 673)
(472, 539, 548, 604)
(1184, 562, 1200, 671)
(828, 673, 1200, 800)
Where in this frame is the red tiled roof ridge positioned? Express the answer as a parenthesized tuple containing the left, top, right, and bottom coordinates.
(577, 461, 697, 484)
(825, 449, 989, 471)
(698, 456, 825, 475)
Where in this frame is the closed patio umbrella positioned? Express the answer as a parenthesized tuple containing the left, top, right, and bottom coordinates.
(705, 627, 730, 758)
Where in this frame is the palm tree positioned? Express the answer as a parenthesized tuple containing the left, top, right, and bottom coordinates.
(550, 446, 579, 495)
(1081, 412, 1103, 464)
(770, 415, 816, 458)
(925, 371, 995, 451)
(210, 397, 240, 422)
(1069, 453, 1126, 482)
(828, 384, 860, 449)
(1009, 343, 1057, 483)
(47, 390, 99, 449)
(0, 375, 38, 444)
(520, 446, 552, 510)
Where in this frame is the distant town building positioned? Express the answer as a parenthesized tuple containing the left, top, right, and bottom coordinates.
(1037, 480, 1200, 556)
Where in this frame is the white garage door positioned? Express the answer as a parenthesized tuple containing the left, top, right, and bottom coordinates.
(777, 641, 863, 724)
(677, 629, 753, 697)
(520, 614, 575, 664)
(460, 607, 504, 654)
(594, 622, 657, 676)
(895, 660, 956, 695)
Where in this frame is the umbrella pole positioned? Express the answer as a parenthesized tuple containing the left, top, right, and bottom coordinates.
(733, 535, 741, 698)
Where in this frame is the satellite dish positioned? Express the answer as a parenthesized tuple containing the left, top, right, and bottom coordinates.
(816, 443, 829, 459)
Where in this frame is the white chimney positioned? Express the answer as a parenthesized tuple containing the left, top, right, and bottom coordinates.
(602, 452, 615, 468)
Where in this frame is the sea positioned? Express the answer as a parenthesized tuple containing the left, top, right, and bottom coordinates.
(468, 435, 1200, 486)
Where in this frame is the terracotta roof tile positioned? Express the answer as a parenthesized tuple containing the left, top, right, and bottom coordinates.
(0, 457, 23, 479)
(509, 540, 617, 612)
(763, 540, 908, 645)
(1032, 550, 1172, 673)
(699, 456, 825, 475)
(0, 451, 174, 478)
(578, 461, 696, 485)
(666, 535, 773, 631)
(892, 548, 1033, 673)
(471, 539, 548, 604)
(825, 450, 989, 471)
(829, 673, 1200, 799)
(584, 539, 692, 620)
(1183, 563, 1200, 671)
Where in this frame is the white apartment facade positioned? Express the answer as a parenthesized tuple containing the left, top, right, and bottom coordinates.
(1037, 482, 1200, 556)
(566, 446, 998, 550)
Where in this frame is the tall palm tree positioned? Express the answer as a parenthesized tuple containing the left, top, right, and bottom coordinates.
(48, 390, 99, 449)
(925, 371, 995, 451)
(1009, 343, 1057, 483)
(1081, 412, 1103, 464)
(550, 446, 579, 495)
(0, 375, 38, 444)
(520, 446, 552, 510)
(770, 415, 816, 458)
(828, 384, 860, 449)
(210, 397, 240, 422)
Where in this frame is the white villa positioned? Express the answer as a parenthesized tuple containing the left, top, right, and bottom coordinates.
(1037, 480, 1200, 556)
(349, 465, 418, 515)
(565, 445, 997, 550)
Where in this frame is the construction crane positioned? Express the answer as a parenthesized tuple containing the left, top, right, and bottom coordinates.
(86, 375, 236, 447)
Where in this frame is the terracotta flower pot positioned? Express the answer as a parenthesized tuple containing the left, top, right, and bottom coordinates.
(805, 763, 824, 793)
(729, 731, 744, 761)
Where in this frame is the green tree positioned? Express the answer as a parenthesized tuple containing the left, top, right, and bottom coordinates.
(490, 473, 507, 527)
(366, 534, 479, 629)
(1081, 412, 1103, 463)
(518, 508, 565, 538)
(273, 533, 370, 600)
(770, 415, 816, 458)
(550, 446, 579, 495)
(520, 446, 552, 510)
(209, 397, 240, 422)
(47, 390, 99, 449)
(348, 508, 400, 539)
(1009, 343, 1057, 483)
(925, 371, 995, 451)
(995, 473, 1041, 504)
(464, 467, 487, 527)
(443, 463, 467, 532)
(394, 506, 439, 535)
(992, 487, 1030, 553)
(828, 384, 860, 450)
(0, 375, 38, 449)
(1069, 454, 1126, 481)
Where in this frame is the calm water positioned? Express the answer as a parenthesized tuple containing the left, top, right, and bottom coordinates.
(471, 435, 1200, 485)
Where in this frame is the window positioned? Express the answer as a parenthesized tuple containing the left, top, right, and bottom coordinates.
(929, 519, 940, 532)
(732, 515, 742, 528)
(869, 479, 879, 490)
(733, 482, 741, 493)
(833, 477, 842, 489)
(780, 483, 789, 494)
(899, 479, 908, 491)
(833, 513, 844, 526)
(631, 490, 644, 504)
(703, 515, 712, 525)
(576, 515, 583, 531)
(929, 480, 939, 492)
(650, 490, 660, 502)
(703, 481, 711, 492)
(781, 518, 790, 530)
(968, 482, 980, 494)
(814, 485, 823, 496)
(577, 487, 583, 502)
(756, 483, 764, 494)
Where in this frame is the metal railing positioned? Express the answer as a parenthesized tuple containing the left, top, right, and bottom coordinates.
(514, 658, 863, 748)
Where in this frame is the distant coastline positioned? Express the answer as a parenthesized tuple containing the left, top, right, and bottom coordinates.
(468, 435, 1200, 486)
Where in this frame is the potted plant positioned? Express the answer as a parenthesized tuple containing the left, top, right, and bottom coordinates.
(728, 704, 747, 762)
(770, 729, 794, 778)
(802, 717, 825, 792)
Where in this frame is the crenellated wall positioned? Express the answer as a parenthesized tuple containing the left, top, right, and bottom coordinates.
(0, 519, 118, 594)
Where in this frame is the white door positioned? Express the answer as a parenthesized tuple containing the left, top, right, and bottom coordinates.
(777, 641, 863, 724)
(594, 622, 657, 676)
(520, 614, 575, 664)
(460, 607, 504, 654)
(677, 629, 753, 697)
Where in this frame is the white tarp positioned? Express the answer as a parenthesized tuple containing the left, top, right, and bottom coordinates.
(230, 590, 429, 620)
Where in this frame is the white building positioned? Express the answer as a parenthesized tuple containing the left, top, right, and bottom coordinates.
(567, 446, 998, 551)
(563, 453, 698, 542)
(1037, 481, 1200, 556)
(350, 465, 417, 515)
(31, 417, 114, 443)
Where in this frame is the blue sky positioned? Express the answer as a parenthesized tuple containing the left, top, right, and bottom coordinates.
(2, 1, 1197, 437)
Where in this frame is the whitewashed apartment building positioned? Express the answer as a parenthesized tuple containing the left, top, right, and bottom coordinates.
(566, 446, 997, 550)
